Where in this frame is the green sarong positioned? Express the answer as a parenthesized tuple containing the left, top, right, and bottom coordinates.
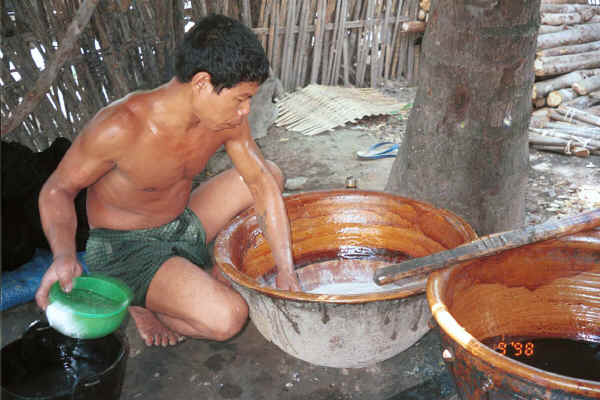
(84, 208, 210, 306)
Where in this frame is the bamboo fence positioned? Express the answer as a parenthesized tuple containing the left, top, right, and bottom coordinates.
(0, 0, 422, 150)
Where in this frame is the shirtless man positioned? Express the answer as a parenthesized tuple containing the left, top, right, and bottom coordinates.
(35, 14, 300, 347)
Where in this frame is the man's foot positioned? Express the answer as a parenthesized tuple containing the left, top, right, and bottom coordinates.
(128, 306, 185, 347)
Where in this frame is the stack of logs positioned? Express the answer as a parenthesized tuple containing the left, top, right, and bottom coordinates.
(530, 0, 600, 157)
(400, 0, 599, 157)
(400, 0, 429, 33)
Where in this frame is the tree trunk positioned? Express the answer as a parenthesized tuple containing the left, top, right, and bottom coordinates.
(385, 0, 540, 235)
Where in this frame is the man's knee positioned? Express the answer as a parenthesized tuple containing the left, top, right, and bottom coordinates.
(265, 160, 285, 192)
(209, 295, 249, 341)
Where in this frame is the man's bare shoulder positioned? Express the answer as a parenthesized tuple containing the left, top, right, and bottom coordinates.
(78, 95, 145, 152)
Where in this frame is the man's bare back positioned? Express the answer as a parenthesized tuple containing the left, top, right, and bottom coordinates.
(35, 15, 300, 347)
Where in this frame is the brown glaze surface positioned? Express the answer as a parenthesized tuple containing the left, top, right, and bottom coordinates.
(213, 190, 478, 367)
(428, 229, 600, 399)
(214, 189, 477, 303)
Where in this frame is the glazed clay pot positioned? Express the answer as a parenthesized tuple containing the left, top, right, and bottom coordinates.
(214, 190, 476, 368)
(428, 229, 600, 399)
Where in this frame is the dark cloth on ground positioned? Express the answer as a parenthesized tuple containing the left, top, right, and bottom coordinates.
(1, 138, 88, 271)
(84, 208, 211, 306)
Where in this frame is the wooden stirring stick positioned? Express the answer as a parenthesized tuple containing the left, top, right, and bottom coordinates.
(374, 208, 600, 287)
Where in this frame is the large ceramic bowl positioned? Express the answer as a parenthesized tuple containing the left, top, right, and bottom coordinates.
(427, 229, 600, 399)
(214, 190, 477, 368)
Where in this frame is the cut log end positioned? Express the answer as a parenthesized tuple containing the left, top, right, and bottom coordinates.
(572, 75, 600, 95)
(547, 88, 578, 107)
(401, 21, 426, 33)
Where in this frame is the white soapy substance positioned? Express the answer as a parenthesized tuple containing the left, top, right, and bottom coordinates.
(306, 281, 398, 295)
(46, 301, 86, 338)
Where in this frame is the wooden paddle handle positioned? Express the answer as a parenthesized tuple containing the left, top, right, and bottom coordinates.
(374, 208, 600, 287)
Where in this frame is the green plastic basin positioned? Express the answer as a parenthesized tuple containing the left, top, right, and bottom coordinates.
(47, 275, 133, 339)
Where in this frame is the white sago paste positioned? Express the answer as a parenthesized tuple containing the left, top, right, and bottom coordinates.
(306, 280, 398, 295)
(46, 301, 85, 338)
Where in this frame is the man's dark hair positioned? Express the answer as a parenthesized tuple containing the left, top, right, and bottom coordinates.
(175, 14, 270, 92)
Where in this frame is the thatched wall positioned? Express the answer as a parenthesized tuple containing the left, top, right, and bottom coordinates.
(1, 0, 421, 150)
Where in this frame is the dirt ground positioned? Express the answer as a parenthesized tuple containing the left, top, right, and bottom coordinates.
(206, 80, 600, 228)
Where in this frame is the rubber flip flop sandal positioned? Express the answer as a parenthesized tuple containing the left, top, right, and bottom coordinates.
(356, 142, 399, 160)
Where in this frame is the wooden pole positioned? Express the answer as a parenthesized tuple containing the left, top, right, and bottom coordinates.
(536, 41, 600, 58)
(557, 105, 600, 126)
(242, 0, 252, 26)
(280, 0, 296, 90)
(541, 4, 599, 13)
(541, 0, 593, 4)
(573, 75, 600, 95)
(548, 108, 598, 127)
(547, 87, 579, 106)
(563, 94, 600, 109)
(534, 51, 600, 77)
(539, 25, 565, 34)
(331, 0, 347, 86)
(310, 0, 327, 83)
(374, 209, 600, 287)
(537, 23, 600, 50)
(532, 68, 600, 99)
(401, 21, 425, 32)
(541, 10, 595, 26)
(294, 0, 311, 88)
(1, 0, 101, 136)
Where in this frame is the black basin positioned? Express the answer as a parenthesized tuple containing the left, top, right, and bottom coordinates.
(2, 320, 128, 400)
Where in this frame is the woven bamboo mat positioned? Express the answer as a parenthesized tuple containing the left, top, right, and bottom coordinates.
(275, 85, 406, 136)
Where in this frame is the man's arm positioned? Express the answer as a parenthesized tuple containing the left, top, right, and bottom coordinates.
(35, 107, 134, 308)
(225, 120, 300, 291)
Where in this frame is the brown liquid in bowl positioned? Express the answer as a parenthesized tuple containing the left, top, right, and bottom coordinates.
(481, 335, 600, 382)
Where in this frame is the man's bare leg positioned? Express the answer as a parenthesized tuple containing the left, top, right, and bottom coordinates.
(131, 256, 248, 346)
(129, 162, 283, 346)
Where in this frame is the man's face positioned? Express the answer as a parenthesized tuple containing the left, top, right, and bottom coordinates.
(194, 81, 260, 131)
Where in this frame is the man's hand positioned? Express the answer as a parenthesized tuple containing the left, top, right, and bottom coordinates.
(35, 254, 83, 310)
(276, 269, 301, 292)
